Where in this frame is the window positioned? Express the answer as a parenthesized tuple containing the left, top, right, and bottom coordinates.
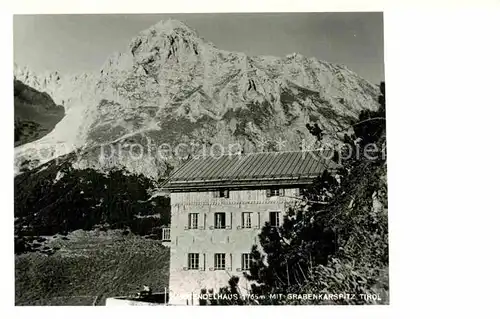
(188, 253, 199, 270)
(214, 212, 226, 229)
(270, 211, 280, 227)
(214, 253, 226, 270)
(162, 227, 170, 241)
(241, 212, 252, 228)
(241, 253, 251, 270)
(188, 213, 199, 229)
(266, 188, 283, 197)
(213, 189, 229, 198)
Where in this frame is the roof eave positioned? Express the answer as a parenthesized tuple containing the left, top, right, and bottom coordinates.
(161, 177, 321, 192)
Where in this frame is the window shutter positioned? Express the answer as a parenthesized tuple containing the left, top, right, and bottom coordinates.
(279, 188, 285, 196)
(228, 253, 232, 271)
(202, 253, 206, 271)
(209, 253, 214, 271)
(183, 254, 188, 271)
(209, 213, 214, 230)
(224, 189, 229, 198)
(237, 212, 242, 229)
(266, 189, 271, 197)
(227, 212, 232, 229)
(256, 212, 261, 229)
(203, 213, 206, 230)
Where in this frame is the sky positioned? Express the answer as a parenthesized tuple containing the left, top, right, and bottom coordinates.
(13, 13, 384, 84)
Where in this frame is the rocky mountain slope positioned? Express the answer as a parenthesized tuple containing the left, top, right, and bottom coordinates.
(14, 79, 65, 146)
(14, 19, 380, 179)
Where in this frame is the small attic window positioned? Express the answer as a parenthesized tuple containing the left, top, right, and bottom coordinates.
(213, 189, 229, 198)
(266, 188, 284, 197)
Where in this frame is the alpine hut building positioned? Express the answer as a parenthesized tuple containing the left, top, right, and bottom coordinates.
(159, 150, 336, 305)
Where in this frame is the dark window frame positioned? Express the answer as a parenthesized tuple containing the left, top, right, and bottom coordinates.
(270, 211, 280, 227)
(214, 212, 226, 229)
(214, 253, 226, 270)
(188, 253, 200, 270)
(241, 212, 252, 228)
(188, 213, 199, 229)
(241, 253, 251, 270)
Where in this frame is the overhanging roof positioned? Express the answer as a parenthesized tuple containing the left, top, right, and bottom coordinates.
(161, 150, 336, 190)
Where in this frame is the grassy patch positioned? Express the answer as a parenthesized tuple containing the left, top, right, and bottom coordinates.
(15, 230, 170, 306)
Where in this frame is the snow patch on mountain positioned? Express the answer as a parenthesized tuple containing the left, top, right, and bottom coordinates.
(14, 19, 380, 179)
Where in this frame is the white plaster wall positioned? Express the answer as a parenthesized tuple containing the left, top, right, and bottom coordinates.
(168, 188, 300, 305)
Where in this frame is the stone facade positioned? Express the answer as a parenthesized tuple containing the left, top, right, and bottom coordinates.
(164, 187, 301, 305)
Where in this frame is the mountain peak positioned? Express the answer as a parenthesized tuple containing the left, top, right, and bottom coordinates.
(135, 18, 207, 44)
(148, 19, 195, 34)
(14, 19, 381, 177)
(127, 19, 216, 67)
